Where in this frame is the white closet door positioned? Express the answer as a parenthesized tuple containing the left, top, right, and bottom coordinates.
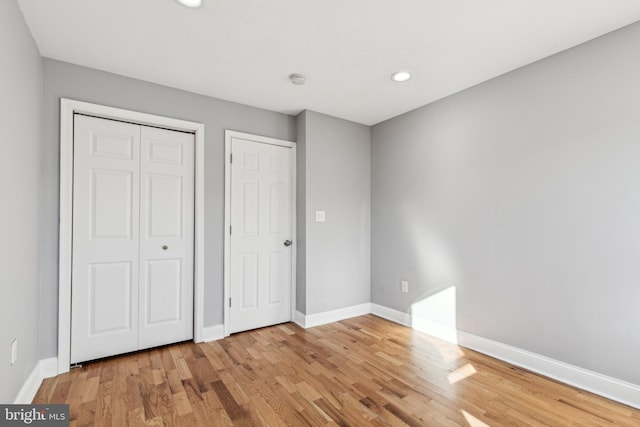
(229, 137, 292, 333)
(138, 126, 194, 349)
(71, 115, 195, 364)
(71, 115, 141, 363)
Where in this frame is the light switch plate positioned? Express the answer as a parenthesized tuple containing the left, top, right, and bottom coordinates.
(401, 280, 409, 293)
(315, 210, 326, 222)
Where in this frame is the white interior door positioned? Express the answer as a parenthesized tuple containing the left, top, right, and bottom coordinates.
(229, 137, 292, 333)
(71, 115, 194, 363)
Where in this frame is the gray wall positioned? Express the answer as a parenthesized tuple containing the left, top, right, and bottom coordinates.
(0, 0, 43, 403)
(40, 59, 296, 358)
(295, 112, 307, 313)
(298, 111, 371, 315)
(371, 22, 640, 384)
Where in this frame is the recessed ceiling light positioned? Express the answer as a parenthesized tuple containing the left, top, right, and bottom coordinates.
(289, 73, 306, 85)
(391, 71, 412, 82)
(175, 0, 202, 8)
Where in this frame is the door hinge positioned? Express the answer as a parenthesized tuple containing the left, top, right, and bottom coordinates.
(229, 225, 232, 235)
(230, 153, 233, 163)
(229, 298, 232, 308)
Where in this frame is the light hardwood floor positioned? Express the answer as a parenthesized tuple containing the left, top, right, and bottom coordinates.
(34, 315, 640, 426)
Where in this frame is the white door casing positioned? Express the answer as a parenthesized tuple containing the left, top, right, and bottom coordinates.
(224, 131, 296, 335)
(59, 98, 205, 373)
(70, 115, 195, 363)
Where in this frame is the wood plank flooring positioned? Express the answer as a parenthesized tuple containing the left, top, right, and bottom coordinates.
(33, 315, 640, 426)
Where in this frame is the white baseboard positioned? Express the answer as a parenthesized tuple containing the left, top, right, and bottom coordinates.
(39, 357, 58, 380)
(458, 331, 640, 410)
(293, 310, 306, 328)
(296, 303, 371, 328)
(14, 357, 58, 404)
(14, 363, 42, 404)
(370, 303, 457, 344)
(202, 324, 224, 342)
(370, 303, 411, 327)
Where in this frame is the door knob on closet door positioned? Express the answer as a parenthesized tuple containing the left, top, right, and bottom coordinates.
(284, 240, 292, 247)
(162, 245, 169, 250)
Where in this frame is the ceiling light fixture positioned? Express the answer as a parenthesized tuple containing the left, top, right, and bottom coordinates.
(175, 0, 202, 8)
(289, 73, 306, 85)
(391, 71, 412, 82)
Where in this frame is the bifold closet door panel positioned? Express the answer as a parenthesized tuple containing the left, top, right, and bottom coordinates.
(71, 115, 141, 364)
(138, 126, 194, 349)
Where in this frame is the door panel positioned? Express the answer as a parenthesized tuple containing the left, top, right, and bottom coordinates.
(138, 126, 194, 349)
(229, 138, 292, 333)
(267, 252, 283, 304)
(71, 115, 140, 363)
(241, 181, 259, 235)
(241, 253, 259, 309)
(89, 262, 133, 335)
(146, 174, 183, 238)
(147, 139, 184, 165)
(91, 170, 134, 239)
(144, 259, 182, 324)
(268, 182, 283, 233)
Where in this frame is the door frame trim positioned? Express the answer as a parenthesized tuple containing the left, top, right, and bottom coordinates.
(58, 98, 205, 374)
(223, 130, 297, 336)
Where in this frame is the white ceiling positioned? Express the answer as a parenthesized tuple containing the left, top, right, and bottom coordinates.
(17, 0, 640, 125)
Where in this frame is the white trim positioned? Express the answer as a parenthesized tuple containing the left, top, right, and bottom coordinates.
(370, 303, 411, 327)
(370, 303, 457, 343)
(223, 132, 231, 336)
(58, 98, 205, 373)
(202, 324, 225, 342)
(39, 357, 59, 380)
(297, 303, 372, 329)
(293, 311, 306, 329)
(13, 358, 58, 404)
(14, 363, 42, 404)
(412, 318, 458, 344)
(193, 117, 206, 343)
(223, 130, 297, 336)
(457, 331, 640, 410)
